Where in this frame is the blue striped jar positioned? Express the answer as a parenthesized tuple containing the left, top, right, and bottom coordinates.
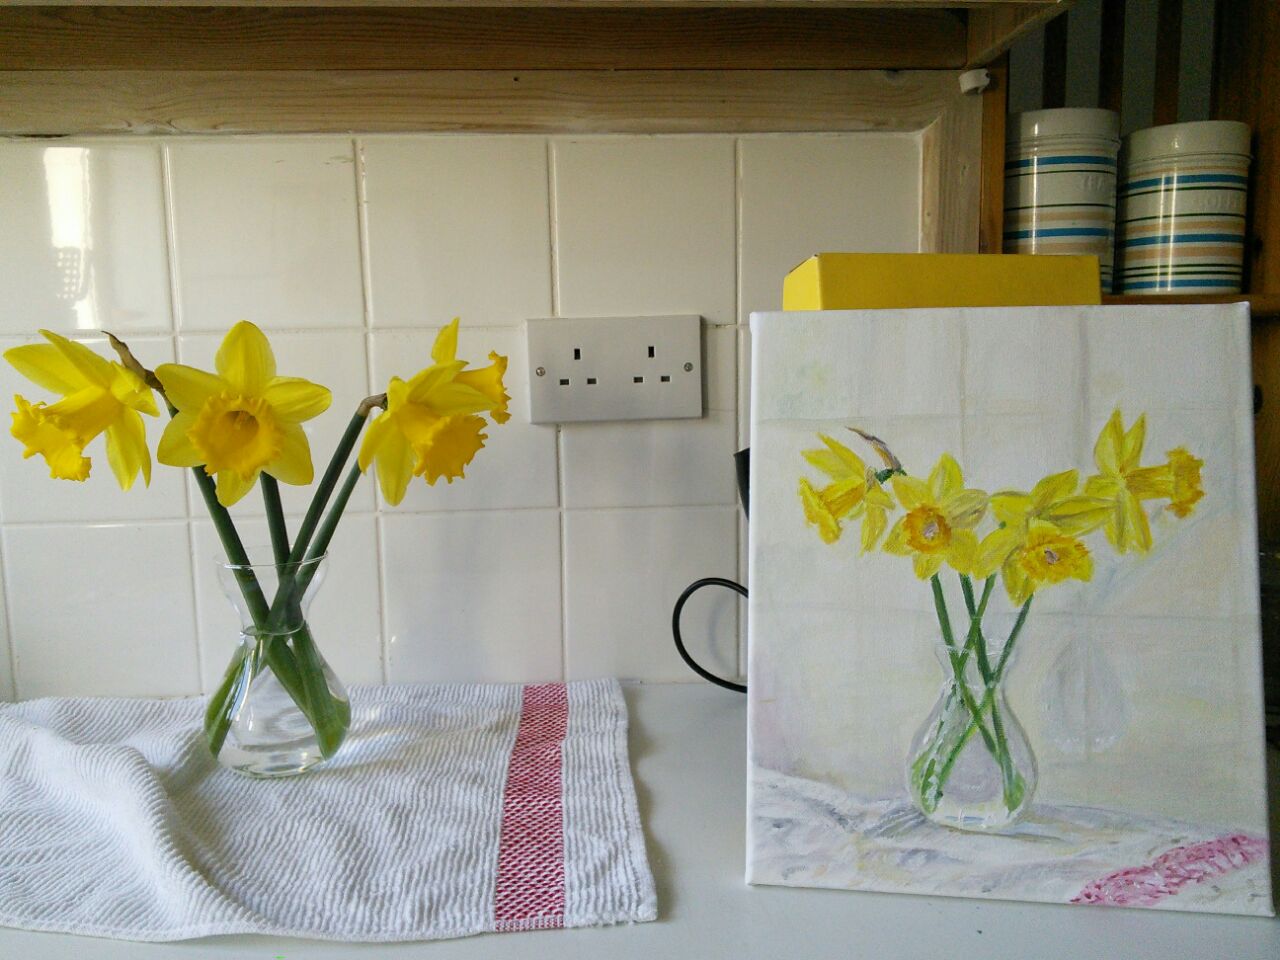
(1004, 108, 1120, 293)
(1116, 121, 1252, 294)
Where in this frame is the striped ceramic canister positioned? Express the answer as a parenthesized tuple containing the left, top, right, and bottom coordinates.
(1004, 108, 1120, 292)
(1116, 121, 1251, 294)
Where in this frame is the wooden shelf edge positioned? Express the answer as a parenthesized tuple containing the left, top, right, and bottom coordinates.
(1102, 293, 1280, 319)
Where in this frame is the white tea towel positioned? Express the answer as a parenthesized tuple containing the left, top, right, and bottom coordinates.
(0, 680, 656, 942)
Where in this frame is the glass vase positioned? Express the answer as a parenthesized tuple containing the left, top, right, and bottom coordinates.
(906, 632, 1037, 831)
(206, 554, 351, 778)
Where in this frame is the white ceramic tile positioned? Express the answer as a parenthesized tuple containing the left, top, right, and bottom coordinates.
(0, 335, 188, 523)
(738, 134, 921, 323)
(560, 410, 738, 509)
(4, 522, 200, 698)
(380, 510, 562, 683)
(177, 329, 376, 517)
(191, 514, 383, 691)
(0, 142, 172, 335)
(168, 140, 364, 331)
(564, 507, 739, 682)
(363, 137, 552, 328)
(737, 325, 752, 448)
(553, 137, 736, 325)
(704, 323, 736, 413)
(368, 326, 558, 511)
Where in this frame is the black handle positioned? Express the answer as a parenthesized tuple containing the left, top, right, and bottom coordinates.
(671, 577, 747, 694)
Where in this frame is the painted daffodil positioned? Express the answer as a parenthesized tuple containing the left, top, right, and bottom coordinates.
(358, 319, 509, 505)
(1165, 447, 1205, 518)
(1084, 410, 1192, 553)
(998, 519, 1093, 606)
(883, 453, 988, 579)
(798, 434, 894, 551)
(5, 330, 158, 488)
(154, 321, 332, 507)
(974, 469, 1112, 578)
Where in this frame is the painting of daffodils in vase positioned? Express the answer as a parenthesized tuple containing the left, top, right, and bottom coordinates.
(745, 305, 1272, 916)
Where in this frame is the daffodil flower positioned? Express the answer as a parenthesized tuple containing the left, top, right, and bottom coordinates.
(974, 469, 1112, 578)
(1084, 410, 1186, 554)
(154, 321, 332, 507)
(359, 319, 509, 505)
(883, 453, 988, 579)
(798, 434, 895, 550)
(990, 519, 1093, 606)
(1165, 447, 1205, 518)
(5, 330, 158, 488)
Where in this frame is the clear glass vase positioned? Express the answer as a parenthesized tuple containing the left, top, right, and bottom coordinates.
(206, 554, 351, 778)
(906, 633, 1037, 831)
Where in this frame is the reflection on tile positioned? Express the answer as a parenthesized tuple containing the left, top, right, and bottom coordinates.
(177, 329, 375, 518)
(554, 137, 735, 325)
(0, 142, 172, 334)
(363, 137, 552, 327)
(560, 410, 737, 509)
(191, 514, 383, 691)
(368, 327, 558, 511)
(380, 510, 562, 684)
(739, 134, 921, 323)
(0, 335, 188, 523)
(168, 140, 364, 331)
(564, 507, 738, 682)
(4, 522, 199, 698)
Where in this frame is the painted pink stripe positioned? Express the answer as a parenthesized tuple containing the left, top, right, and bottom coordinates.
(1071, 833, 1269, 907)
(493, 683, 569, 932)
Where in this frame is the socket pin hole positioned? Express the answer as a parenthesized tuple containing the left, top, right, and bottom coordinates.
(660, 375, 671, 382)
(634, 376, 644, 384)
(587, 377, 597, 385)
(559, 378, 570, 386)
(573, 348, 581, 360)
(647, 346, 655, 358)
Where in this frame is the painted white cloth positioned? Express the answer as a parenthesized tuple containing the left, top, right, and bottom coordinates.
(748, 768, 1273, 916)
(0, 680, 656, 942)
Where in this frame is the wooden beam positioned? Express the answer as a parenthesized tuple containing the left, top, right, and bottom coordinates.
(920, 80, 983, 252)
(978, 54, 1008, 254)
(0, 6, 968, 71)
(1152, 0, 1182, 125)
(965, 0, 1069, 66)
(0, 69, 960, 136)
(1098, 0, 1124, 115)
(1041, 8, 1068, 109)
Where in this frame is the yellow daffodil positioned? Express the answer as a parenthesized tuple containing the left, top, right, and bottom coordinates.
(358, 319, 509, 505)
(992, 519, 1093, 606)
(5, 330, 158, 488)
(154, 321, 332, 507)
(1084, 410, 1185, 554)
(974, 469, 1112, 578)
(883, 453, 987, 579)
(1165, 447, 1205, 518)
(798, 434, 895, 551)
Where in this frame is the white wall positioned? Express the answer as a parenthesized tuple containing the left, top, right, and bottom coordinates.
(0, 133, 921, 699)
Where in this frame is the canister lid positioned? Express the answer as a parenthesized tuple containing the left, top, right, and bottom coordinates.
(1008, 108, 1120, 143)
(1125, 120, 1251, 159)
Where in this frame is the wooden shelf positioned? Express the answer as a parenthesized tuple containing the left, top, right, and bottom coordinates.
(1103, 293, 1280, 319)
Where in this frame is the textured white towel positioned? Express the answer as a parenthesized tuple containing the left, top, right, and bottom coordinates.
(0, 680, 656, 942)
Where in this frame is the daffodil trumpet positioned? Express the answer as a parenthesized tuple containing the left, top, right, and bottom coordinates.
(798, 412, 1204, 829)
(6, 319, 509, 772)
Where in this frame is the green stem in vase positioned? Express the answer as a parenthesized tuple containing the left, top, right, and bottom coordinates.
(929, 576, 1000, 757)
(961, 574, 1021, 810)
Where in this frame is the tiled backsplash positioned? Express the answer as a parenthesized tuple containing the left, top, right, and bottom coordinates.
(0, 133, 921, 699)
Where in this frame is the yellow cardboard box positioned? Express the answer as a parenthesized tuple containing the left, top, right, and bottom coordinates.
(782, 253, 1101, 310)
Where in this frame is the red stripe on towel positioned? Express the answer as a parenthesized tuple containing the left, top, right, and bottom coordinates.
(1071, 834, 1268, 907)
(493, 683, 569, 931)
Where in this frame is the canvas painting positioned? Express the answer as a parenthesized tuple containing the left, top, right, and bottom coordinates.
(745, 304, 1272, 915)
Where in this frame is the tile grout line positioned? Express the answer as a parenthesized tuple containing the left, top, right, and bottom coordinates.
(353, 137, 393, 686)
(547, 137, 570, 683)
(160, 142, 207, 692)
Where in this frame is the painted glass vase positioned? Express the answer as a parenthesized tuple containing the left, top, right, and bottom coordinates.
(206, 555, 350, 777)
(906, 632, 1037, 831)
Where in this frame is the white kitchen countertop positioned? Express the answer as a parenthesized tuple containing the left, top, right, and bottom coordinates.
(2, 683, 1278, 959)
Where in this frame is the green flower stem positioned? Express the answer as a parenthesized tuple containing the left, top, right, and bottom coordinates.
(280, 411, 368, 572)
(261, 474, 291, 565)
(931, 596, 1035, 798)
(961, 574, 1020, 808)
(929, 575, 1000, 758)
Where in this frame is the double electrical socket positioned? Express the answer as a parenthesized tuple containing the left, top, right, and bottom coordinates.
(524, 315, 703, 424)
